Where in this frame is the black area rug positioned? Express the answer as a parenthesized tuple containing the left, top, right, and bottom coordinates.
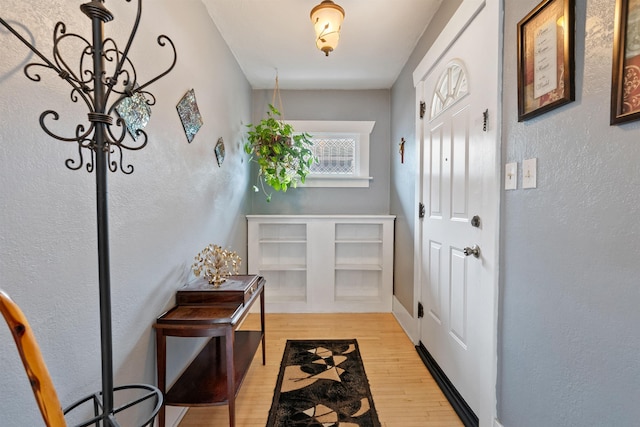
(266, 339, 381, 427)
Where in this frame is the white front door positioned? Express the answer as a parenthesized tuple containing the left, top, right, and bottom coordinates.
(414, 1, 501, 425)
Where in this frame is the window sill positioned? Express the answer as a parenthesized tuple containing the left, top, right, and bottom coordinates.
(301, 176, 372, 188)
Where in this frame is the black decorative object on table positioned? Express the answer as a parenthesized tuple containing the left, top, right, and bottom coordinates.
(0, 1, 177, 426)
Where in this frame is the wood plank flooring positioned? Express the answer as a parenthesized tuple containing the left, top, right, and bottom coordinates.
(177, 313, 463, 427)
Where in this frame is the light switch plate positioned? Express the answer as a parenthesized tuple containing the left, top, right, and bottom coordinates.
(523, 158, 537, 189)
(505, 162, 517, 190)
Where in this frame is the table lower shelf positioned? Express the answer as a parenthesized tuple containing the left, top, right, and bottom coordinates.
(164, 330, 263, 406)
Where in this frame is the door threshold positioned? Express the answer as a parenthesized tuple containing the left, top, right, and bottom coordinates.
(416, 342, 479, 427)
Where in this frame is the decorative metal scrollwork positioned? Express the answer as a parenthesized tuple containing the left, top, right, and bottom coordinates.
(1, 2, 177, 423)
(1, 0, 177, 174)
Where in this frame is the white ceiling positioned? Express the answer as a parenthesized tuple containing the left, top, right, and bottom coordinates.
(201, 0, 443, 90)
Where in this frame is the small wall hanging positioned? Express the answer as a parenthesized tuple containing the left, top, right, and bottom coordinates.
(215, 137, 225, 167)
(176, 88, 203, 143)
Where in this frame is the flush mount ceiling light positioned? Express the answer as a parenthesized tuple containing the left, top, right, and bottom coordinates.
(310, 0, 345, 56)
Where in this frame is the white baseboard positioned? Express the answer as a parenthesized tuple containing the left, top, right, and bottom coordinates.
(392, 296, 419, 343)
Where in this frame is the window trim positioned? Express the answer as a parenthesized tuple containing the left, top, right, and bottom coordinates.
(285, 120, 375, 188)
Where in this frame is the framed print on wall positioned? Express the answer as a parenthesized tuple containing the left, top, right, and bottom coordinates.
(517, 0, 575, 121)
(611, 0, 640, 125)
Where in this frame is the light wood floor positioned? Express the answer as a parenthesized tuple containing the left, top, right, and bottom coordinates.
(177, 313, 463, 427)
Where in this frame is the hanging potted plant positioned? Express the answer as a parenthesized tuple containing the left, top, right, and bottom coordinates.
(244, 104, 315, 202)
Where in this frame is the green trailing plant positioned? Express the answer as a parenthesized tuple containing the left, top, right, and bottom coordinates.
(244, 104, 316, 202)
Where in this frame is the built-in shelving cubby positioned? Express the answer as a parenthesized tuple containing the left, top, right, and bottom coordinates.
(247, 215, 395, 312)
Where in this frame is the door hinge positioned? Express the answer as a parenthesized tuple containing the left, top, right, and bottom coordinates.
(483, 108, 489, 132)
(418, 202, 425, 219)
(418, 302, 424, 318)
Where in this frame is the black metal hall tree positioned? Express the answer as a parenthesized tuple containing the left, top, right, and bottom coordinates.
(0, 1, 176, 425)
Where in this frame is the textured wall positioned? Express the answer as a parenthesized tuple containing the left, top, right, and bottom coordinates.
(499, 0, 640, 425)
(0, 1, 251, 425)
(390, 0, 463, 315)
(249, 89, 391, 215)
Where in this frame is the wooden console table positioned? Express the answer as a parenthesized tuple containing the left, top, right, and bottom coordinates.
(154, 275, 266, 427)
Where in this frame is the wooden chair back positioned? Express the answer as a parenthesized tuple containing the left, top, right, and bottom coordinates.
(0, 290, 67, 427)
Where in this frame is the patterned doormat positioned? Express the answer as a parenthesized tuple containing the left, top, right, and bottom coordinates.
(266, 339, 381, 427)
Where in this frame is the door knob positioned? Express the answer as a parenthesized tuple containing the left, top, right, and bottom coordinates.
(463, 245, 480, 258)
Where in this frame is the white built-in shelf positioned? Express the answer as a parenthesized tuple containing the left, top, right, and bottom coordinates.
(258, 265, 307, 271)
(334, 264, 382, 270)
(247, 215, 395, 313)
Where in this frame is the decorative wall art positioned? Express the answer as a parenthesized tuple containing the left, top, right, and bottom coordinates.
(115, 90, 151, 140)
(215, 137, 225, 167)
(611, 0, 640, 124)
(517, 0, 575, 121)
(176, 88, 203, 143)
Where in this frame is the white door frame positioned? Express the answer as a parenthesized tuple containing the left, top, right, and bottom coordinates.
(411, 0, 501, 425)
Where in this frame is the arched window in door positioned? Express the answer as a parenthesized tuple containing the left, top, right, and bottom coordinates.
(430, 60, 468, 120)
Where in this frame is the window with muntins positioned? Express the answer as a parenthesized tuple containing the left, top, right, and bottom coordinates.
(286, 120, 375, 188)
(310, 135, 356, 175)
(430, 60, 468, 120)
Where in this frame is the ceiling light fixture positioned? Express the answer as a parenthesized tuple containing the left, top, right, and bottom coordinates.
(310, 0, 345, 56)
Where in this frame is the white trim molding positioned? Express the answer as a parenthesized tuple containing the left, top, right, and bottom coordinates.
(392, 296, 419, 343)
(413, 0, 486, 86)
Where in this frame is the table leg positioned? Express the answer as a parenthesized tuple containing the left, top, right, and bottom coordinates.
(260, 287, 266, 365)
(156, 329, 166, 427)
(225, 327, 235, 427)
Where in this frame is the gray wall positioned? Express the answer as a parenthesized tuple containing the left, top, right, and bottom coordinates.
(249, 89, 391, 215)
(499, 0, 640, 425)
(0, 1, 252, 425)
(4, 1, 638, 426)
(390, 0, 463, 314)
